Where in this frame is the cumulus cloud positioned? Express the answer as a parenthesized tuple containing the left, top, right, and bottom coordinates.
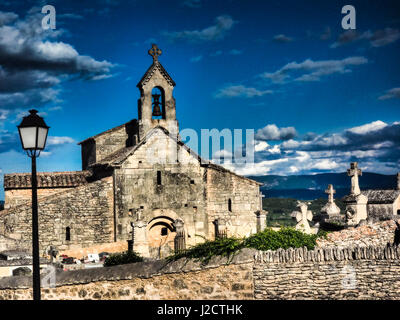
(272, 34, 293, 43)
(221, 120, 400, 176)
(331, 28, 400, 48)
(214, 85, 273, 98)
(0, 8, 115, 111)
(378, 87, 400, 100)
(260, 56, 368, 84)
(163, 15, 236, 42)
(0, 11, 18, 26)
(47, 136, 76, 146)
(255, 124, 297, 141)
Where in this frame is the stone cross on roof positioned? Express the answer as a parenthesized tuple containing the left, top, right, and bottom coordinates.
(347, 162, 362, 195)
(325, 184, 336, 203)
(148, 44, 162, 62)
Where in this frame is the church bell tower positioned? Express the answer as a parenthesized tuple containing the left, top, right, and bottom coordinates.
(136, 44, 179, 140)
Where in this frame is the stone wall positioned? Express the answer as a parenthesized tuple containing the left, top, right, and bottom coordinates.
(4, 188, 74, 210)
(0, 177, 114, 252)
(80, 120, 139, 170)
(205, 165, 261, 239)
(2, 246, 400, 300)
(253, 245, 400, 299)
(0, 249, 255, 300)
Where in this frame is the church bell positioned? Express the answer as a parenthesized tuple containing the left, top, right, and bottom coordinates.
(152, 93, 162, 117)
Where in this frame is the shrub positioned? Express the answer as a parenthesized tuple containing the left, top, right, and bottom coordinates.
(103, 251, 143, 267)
(244, 227, 319, 251)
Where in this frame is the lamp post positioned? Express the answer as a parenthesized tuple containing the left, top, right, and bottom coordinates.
(17, 109, 49, 301)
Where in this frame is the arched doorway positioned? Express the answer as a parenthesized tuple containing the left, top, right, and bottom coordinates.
(147, 216, 176, 258)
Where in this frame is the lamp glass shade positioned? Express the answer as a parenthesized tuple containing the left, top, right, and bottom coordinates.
(37, 127, 49, 150)
(17, 109, 50, 151)
(19, 127, 38, 149)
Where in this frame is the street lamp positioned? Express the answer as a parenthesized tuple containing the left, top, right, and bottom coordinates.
(17, 109, 50, 301)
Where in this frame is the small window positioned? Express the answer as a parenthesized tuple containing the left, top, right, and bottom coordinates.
(228, 199, 232, 212)
(157, 171, 162, 185)
(190, 180, 195, 184)
(140, 206, 144, 209)
(161, 227, 168, 236)
(397, 210, 400, 215)
(66, 227, 71, 241)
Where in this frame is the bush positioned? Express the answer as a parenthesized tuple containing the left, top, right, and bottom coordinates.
(103, 251, 143, 267)
(244, 227, 319, 251)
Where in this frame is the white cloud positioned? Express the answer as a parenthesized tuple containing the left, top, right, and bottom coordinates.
(254, 141, 269, 152)
(272, 34, 293, 43)
(0, 8, 115, 110)
(348, 120, 387, 134)
(378, 87, 400, 100)
(163, 15, 236, 42)
(260, 56, 368, 84)
(255, 124, 297, 141)
(214, 85, 273, 98)
(47, 136, 75, 146)
(331, 28, 400, 48)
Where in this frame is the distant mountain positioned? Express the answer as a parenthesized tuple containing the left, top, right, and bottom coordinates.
(248, 172, 398, 200)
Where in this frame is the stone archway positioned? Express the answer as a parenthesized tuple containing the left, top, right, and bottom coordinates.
(147, 216, 176, 258)
(146, 209, 188, 259)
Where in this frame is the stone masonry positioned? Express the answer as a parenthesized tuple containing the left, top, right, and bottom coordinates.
(2, 245, 400, 300)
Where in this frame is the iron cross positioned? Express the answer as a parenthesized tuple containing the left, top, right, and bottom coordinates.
(148, 44, 162, 62)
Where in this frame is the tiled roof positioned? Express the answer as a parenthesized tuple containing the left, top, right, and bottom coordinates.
(361, 189, 400, 204)
(4, 171, 90, 189)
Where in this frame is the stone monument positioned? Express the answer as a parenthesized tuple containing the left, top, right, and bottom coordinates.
(343, 162, 368, 226)
(292, 201, 313, 234)
(320, 184, 342, 223)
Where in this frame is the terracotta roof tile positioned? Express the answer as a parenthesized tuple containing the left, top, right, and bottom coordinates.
(4, 171, 90, 189)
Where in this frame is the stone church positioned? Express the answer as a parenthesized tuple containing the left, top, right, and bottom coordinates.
(0, 45, 265, 258)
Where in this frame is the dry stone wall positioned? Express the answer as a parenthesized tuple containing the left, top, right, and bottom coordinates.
(0, 249, 255, 300)
(253, 245, 400, 299)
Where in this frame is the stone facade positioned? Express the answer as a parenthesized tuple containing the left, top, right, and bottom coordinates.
(0, 45, 262, 258)
(0, 176, 114, 252)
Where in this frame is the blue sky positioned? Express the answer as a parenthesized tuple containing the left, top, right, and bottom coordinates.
(0, 0, 400, 199)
